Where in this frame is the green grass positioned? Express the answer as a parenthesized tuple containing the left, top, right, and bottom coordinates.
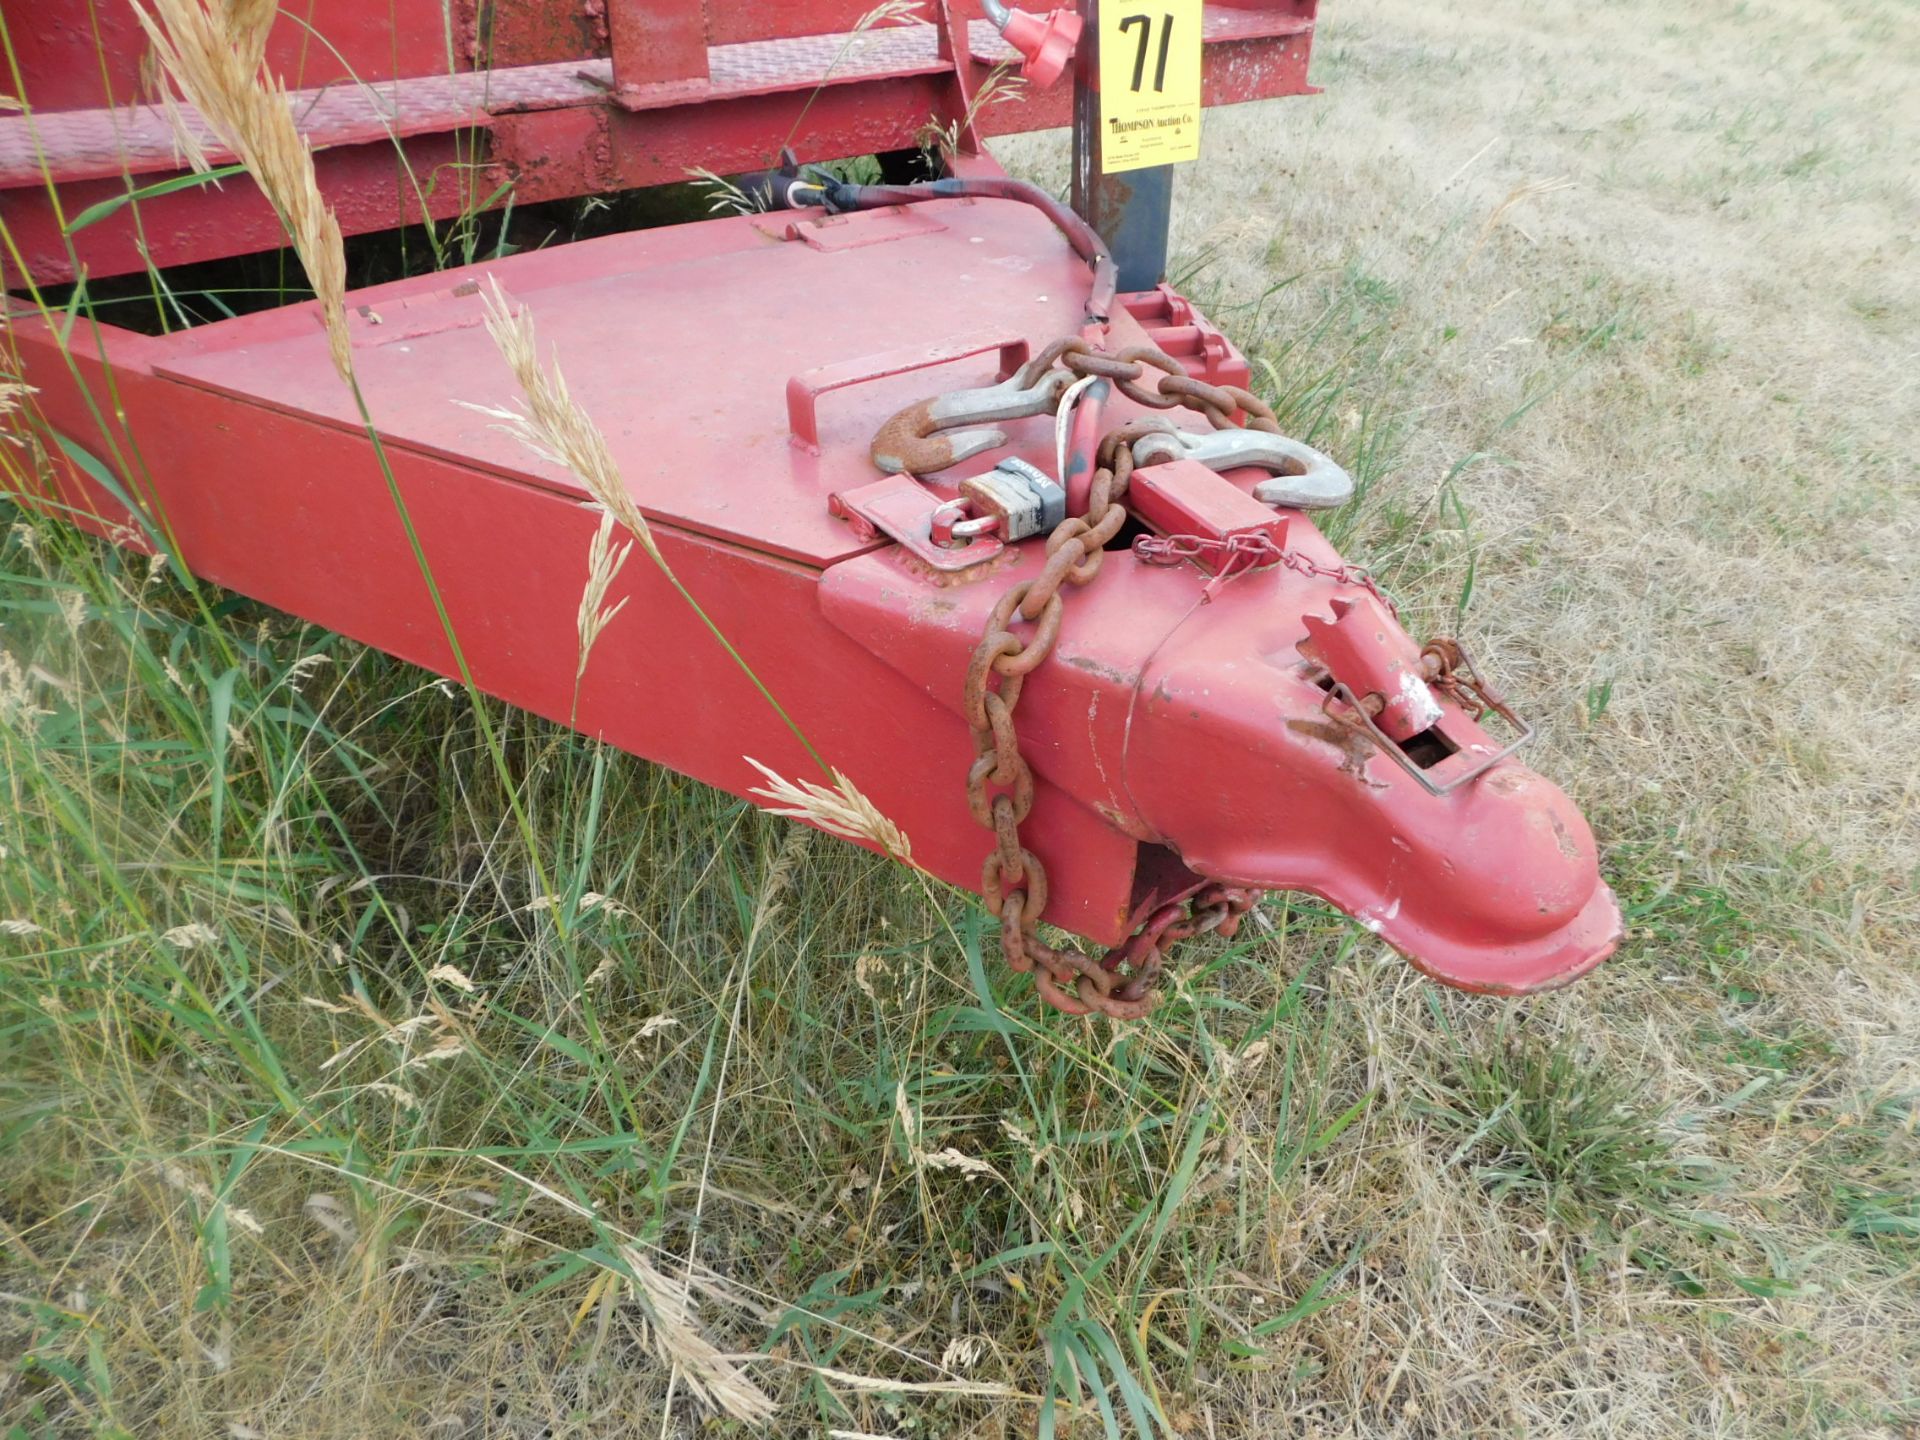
(0, 511, 1376, 1434)
(1417, 1021, 1692, 1227)
(6, 482, 1906, 1433)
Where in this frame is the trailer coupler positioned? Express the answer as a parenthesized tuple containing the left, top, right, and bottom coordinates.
(825, 337, 1622, 1016)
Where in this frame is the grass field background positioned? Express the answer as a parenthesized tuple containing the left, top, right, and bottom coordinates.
(2, 0, 1916, 1434)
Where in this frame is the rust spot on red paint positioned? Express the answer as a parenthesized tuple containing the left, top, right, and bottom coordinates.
(1287, 718, 1383, 784)
(1486, 768, 1530, 796)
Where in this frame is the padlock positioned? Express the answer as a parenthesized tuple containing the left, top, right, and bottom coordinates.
(958, 458, 1067, 542)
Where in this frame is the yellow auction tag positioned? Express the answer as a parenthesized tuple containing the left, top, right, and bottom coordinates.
(1097, 0, 1204, 174)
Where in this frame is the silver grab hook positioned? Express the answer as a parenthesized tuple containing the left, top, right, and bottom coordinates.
(1130, 427, 1354, 510)
(870, 369, 1072, 475)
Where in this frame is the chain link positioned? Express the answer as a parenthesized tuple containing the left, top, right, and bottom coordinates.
(953, 339, 1280, 1019)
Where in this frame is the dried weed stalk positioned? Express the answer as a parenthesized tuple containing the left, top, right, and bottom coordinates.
(464, 1157, 777, 1424)
(468, 279, 660, 562)
(467, 280, 667, 678)
(132, 0, 350, 380)
(614, 1247, 778, 1425)
(745, 757, 913, 863)
(576, 509, 632, 677)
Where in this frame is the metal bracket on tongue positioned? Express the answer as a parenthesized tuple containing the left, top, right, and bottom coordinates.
(828, 474, 1005, 572)
(1126, 457, 1289, 598)
(830, 458, 1066, 570)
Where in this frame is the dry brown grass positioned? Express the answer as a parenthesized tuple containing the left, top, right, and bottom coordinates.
(997, 0, 1920, 1431)
(468, 279, 660, 565)
(745, 758, 916, 866)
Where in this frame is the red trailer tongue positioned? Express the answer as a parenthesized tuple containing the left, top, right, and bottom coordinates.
(823, 326, 1621, 1016)
(3, 0, 1620, 1016)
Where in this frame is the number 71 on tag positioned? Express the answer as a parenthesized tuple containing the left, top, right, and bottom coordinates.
(1098, 0, 1204, 174)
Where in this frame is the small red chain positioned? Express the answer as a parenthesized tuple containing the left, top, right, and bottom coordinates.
(1132, 531, 1399, 617)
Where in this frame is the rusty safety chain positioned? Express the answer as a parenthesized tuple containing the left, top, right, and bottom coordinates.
(958, 338, 1274, 1019)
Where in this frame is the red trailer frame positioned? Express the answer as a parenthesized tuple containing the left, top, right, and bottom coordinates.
(0, 1, 1621, 1015)
(1, 1, 1317, 283)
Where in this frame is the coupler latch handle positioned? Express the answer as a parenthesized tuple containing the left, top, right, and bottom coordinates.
(1318, 640, 1538, 797)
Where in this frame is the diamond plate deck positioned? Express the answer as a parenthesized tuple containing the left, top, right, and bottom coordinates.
(0, 60, 601, 189)
(1, 10, 1320, 190)
(0, 21, 953, 188)
(611, 21, 950, 111)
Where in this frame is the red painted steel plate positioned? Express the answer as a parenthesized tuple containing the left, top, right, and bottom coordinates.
(149, 196, 1099, 567)
(13, 304, 1152, 944)
(709, 1, 887, 46)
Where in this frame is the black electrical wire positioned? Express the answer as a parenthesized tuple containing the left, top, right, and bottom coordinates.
(801, 175, 1117, 325)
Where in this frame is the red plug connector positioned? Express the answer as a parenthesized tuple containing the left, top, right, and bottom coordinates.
(984, 1, 1083, 88)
